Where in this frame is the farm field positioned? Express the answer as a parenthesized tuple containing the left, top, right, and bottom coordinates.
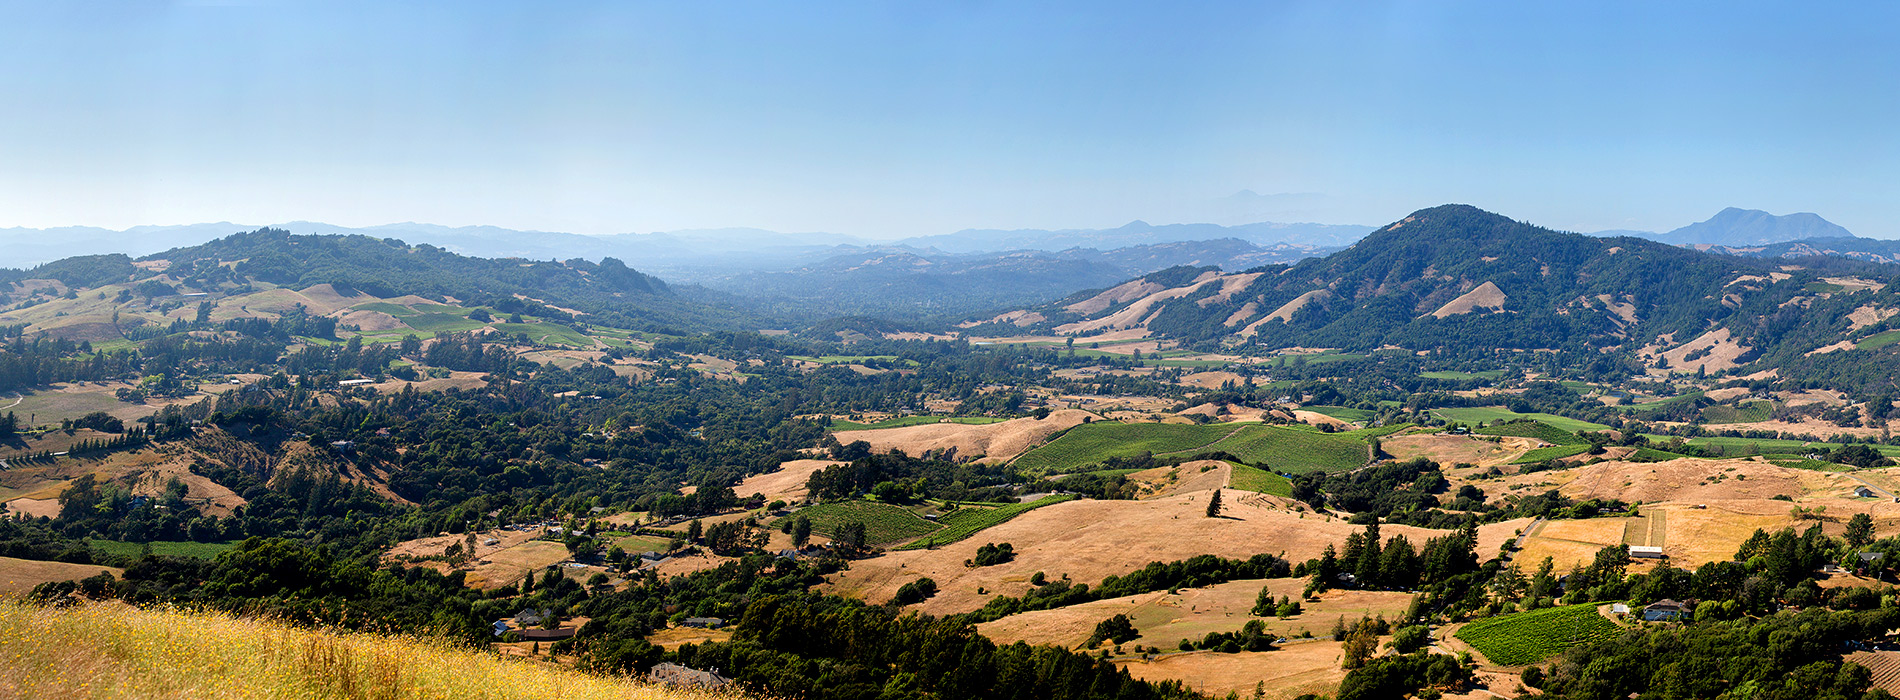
(1299, 405, 1373, 422)
(90, 540, 235, 561)
(896, 494, 1077, 550)
(1430, 408, 1612, 432)
(1010, 422, 1242, 473)
(611, 534, 674, 554)
(1476, 420, 1586, 445)
(1858, 330, 1900, 350)
(1454, 603, 1621, 666)
(1219, 425, 1369, 474)
(1512, 444, 1592, 464)
(1701, 400, 1774, 424)
(795, 500, 941, 546)
(1226, 463, 1293, 497)
(490, 322, 593, 347)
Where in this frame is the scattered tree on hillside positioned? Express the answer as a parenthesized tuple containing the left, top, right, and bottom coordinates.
(1848, 512, 1876, 548)
(1206, 489, 1223, 518)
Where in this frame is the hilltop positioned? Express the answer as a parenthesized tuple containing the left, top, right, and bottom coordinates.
(1646, 207, 1856, 247)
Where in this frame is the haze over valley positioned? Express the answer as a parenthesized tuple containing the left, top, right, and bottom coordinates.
(7, 4, 1900, 700)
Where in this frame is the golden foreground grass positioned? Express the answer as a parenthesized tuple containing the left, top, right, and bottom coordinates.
(0, 599, 726, 700)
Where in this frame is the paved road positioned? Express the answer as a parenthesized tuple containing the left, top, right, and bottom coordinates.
(1844, 473, 1897, 500)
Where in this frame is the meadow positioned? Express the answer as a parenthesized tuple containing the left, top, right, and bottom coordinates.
(0, 600, 710, 700)
(1454, 603, 1622, 666)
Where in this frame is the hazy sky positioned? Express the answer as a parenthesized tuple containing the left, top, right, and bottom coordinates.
(1, 2, 1895, 238)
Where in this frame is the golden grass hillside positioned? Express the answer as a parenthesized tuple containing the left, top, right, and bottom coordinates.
(0, 600, 730, 700)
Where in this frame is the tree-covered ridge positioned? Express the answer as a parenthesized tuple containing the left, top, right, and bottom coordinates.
(0, 228, 763, 333)
(997, 205, 1900, 376)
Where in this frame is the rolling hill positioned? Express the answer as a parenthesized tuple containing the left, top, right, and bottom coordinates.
(0, 228, 764, 339)
(965, 204, 1900, 386)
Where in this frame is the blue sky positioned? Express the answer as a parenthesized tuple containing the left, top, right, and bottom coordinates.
(1, 1, 1895, 238)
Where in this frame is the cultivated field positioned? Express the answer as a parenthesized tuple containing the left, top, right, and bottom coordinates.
(1010, 422, 1241, 473)
(795, 500, 940, 545)
(1454, 603, 1621, 666)
(1218, 425, 1370, 474)
(896, 494, 1078, 550)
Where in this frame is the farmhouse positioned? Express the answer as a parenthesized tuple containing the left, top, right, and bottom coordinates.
(1629, 545, 1665, 559)
(650, 662, 732, 689)
(1642, 599, 1693, 622)
(681, 617, 725, 629)
(1855, 486, 1879, 498)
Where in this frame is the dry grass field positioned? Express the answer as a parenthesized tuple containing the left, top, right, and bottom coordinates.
(1115, 642, 1348, 700)
(0, 556, 121, 594)
(1509, 496, 1900, 570)
(1, 497, 59, 518)
(1482, 457, 1851, 506)
(734, 459, 839, 504)
(1382, 434, 1535, 467)
(383, 530, 572, 591)
(828, 491, 1527, 616)
(0, 600, 721, 700)
(977, 577, 1411, 650)
(1128, 461, 1231, 499)
(834, 409, 1096, 463)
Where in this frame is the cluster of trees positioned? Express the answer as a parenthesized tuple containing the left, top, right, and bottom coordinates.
(687, 593, 1196, 700)
(1304, 520, 1480, 594)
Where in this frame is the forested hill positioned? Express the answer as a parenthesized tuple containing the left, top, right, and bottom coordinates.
(0, 228, 764, 334)
(968, 205, 1900, 380)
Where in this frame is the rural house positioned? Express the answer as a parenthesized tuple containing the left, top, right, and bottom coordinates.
(1629, 545, 1664, 559)
(1642, 599, 1693, 622)
(681, 617, 725, 629)
(1855, 486, 1879, 498)
(650, 663, 732, 689)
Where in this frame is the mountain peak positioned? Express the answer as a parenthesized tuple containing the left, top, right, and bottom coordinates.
(1654, 208, 1853, 246)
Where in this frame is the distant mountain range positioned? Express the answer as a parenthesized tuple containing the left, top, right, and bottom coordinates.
(973, 204, 1900, 388)
(1597, 207, 1857, 247)
(0, 219, 1363, 320)
(708, 238, 1346, 319)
